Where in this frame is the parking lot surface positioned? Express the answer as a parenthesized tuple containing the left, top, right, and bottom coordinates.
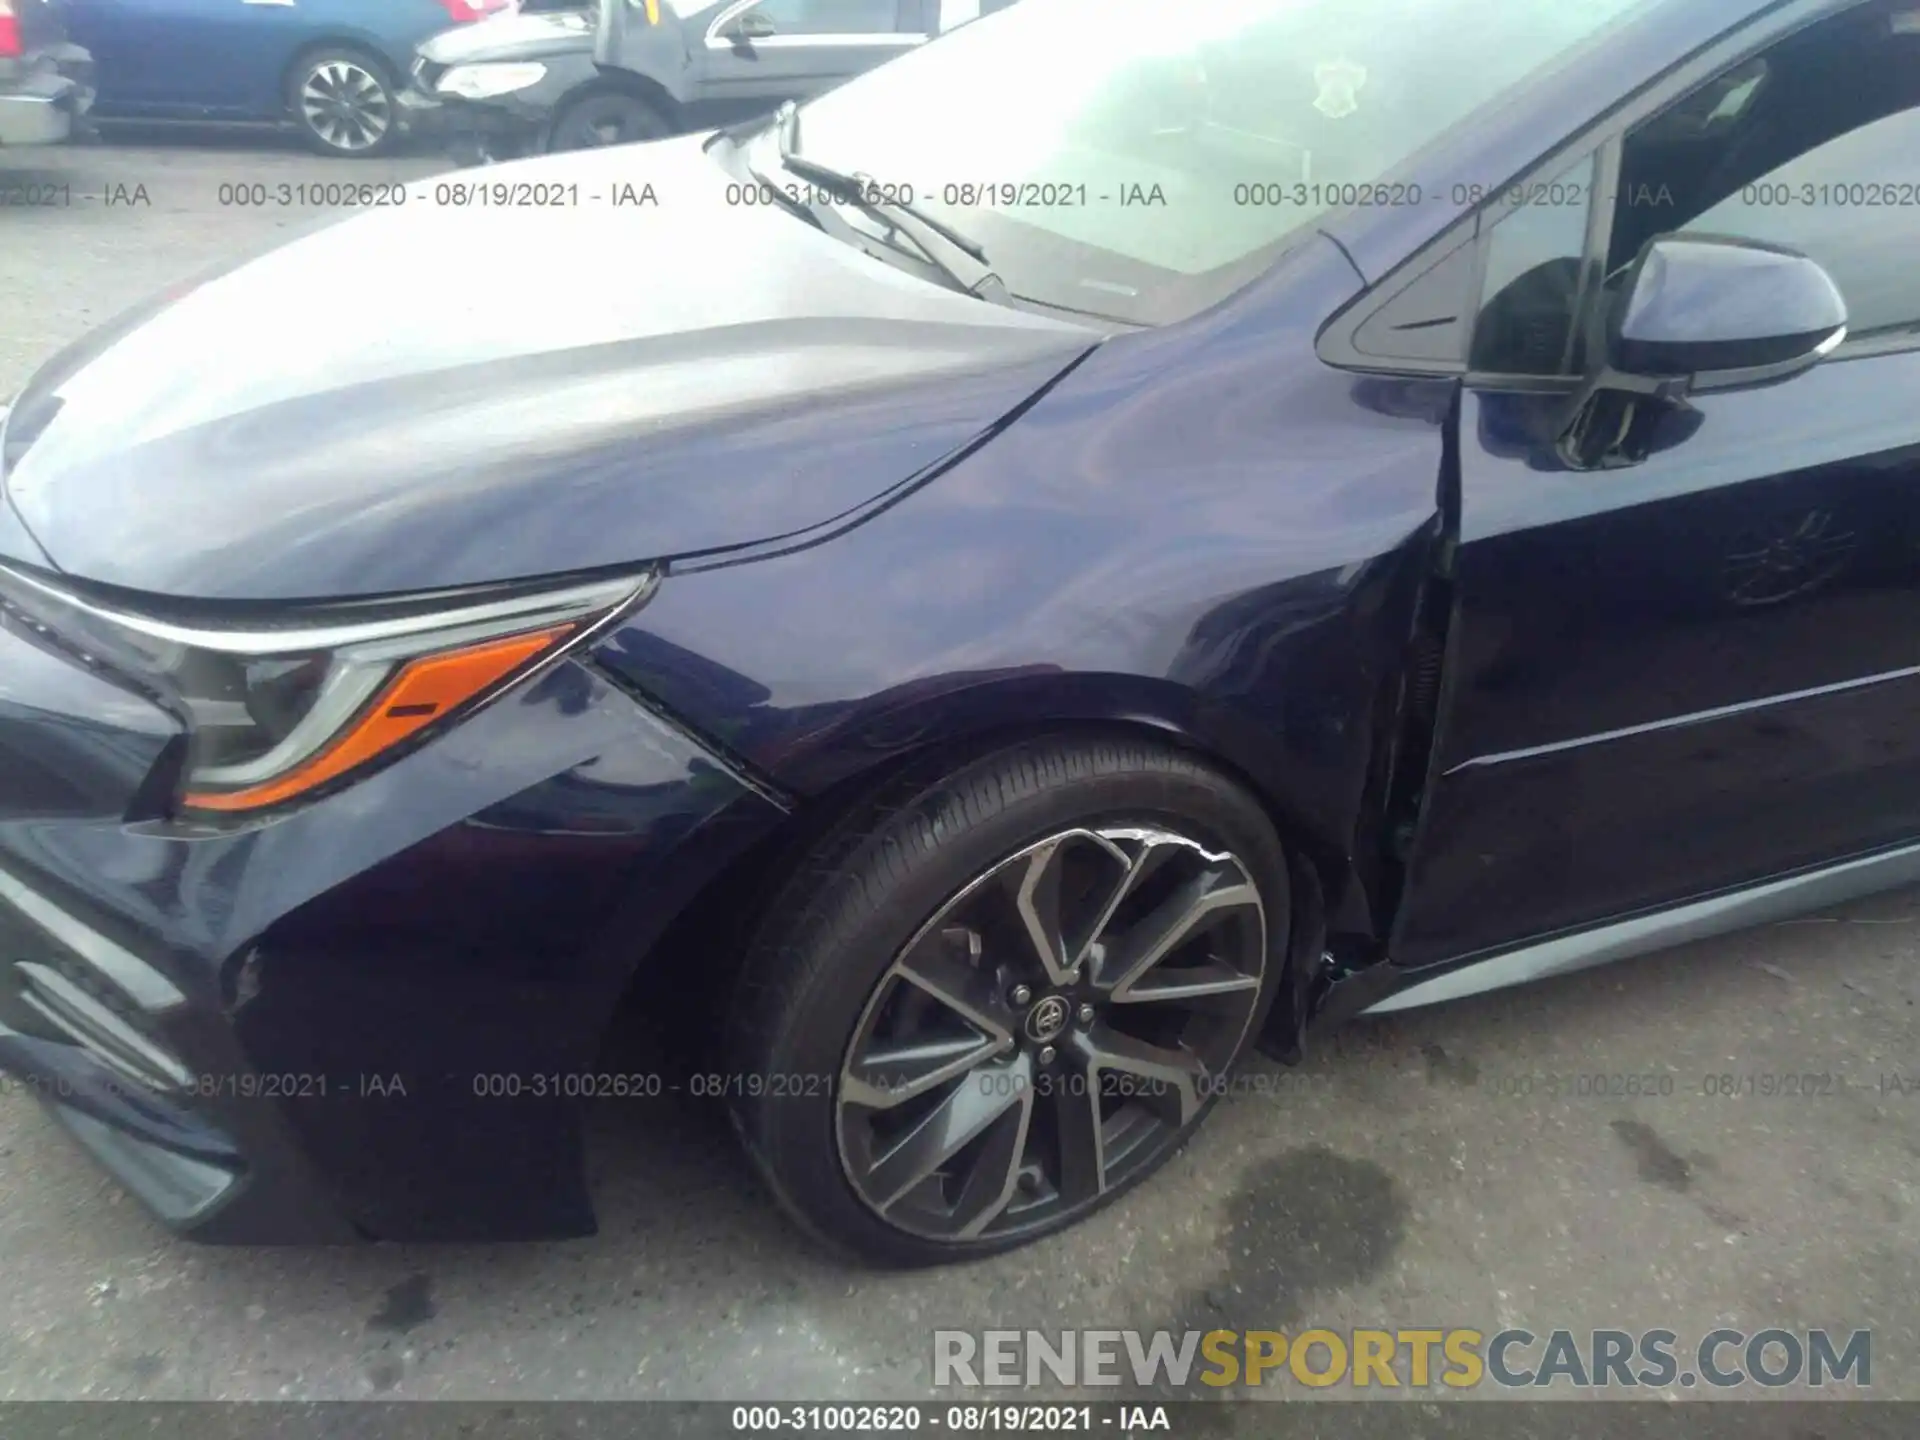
(2, 138, 1918, 1415)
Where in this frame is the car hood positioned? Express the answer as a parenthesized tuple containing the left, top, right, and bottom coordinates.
(417, 9, 595, 64)
(0, 135, 1098, 602)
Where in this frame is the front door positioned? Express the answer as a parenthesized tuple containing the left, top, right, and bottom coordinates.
(1394, 0, 1920, 968)
(65, 0, 299, 114)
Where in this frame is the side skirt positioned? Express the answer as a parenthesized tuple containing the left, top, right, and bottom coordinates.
(1342, 837, 1920, 1018)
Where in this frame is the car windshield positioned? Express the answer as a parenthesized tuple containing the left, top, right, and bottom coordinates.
(785, 0, 1659, 323)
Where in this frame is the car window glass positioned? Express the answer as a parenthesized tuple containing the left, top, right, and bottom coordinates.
(1687, 107, 1920, 338)
(788, 0, 1657, 325)
(744, 0, 901, 33)
(1469, 154, 1598, 375)
(1605, 1, 1920, 332)
(1468, 2, 1920, 376)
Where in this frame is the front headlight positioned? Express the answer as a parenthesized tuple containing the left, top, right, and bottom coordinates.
(437, 63, 549, 100)
(0, 565, 653, 816)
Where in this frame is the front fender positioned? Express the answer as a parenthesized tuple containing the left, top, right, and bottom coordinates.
(593, 0, 698, 106)
(588, 234, 1450, 944)
(594, 634, 1366, 873)
(296, 28, 420, 79)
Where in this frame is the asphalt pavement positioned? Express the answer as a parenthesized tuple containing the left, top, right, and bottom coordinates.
(1, 135, 1917, 1413)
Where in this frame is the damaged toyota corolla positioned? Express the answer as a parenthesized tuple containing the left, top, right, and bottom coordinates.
(3, 0, 1917, 1262)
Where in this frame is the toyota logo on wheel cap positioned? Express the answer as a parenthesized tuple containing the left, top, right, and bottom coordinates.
(1024, 994, 1071, 1044)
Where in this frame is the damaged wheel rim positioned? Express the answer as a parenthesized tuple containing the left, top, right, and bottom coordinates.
(835, 824, 1267, 1242)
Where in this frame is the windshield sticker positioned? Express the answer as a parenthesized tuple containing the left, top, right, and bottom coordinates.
(1312, 59, 1367, 119)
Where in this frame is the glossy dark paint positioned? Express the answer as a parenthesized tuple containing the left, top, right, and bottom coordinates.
(1, 138, 1097, 601)
(0, 617, 785, 1239)
(8, 0, 1915, 1245)
(0, 621, 177, 819)
(1392, 344, 1920, 968)
(596, 234, 1454, 945)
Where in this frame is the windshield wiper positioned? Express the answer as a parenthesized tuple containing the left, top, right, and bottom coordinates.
(772, 101, 1008, 301)
(722, 105, 826, 234)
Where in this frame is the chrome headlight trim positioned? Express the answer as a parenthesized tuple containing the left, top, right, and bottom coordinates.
(0, 565, 656, 656)
(0, 563, 662, 815)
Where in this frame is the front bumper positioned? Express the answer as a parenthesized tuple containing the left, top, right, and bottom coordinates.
(0, 606, 785, 1243)
(0, 887, 357, 1240)
(397, 78, 550, 164)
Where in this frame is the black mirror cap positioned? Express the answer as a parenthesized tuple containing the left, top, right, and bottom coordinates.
(1610, 234, 1847, 388)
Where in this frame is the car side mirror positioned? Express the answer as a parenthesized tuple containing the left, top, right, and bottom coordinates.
(1608, 234, 1847, 393)
(728, 11, 778, 41)
(1554, 234, 1846, 471)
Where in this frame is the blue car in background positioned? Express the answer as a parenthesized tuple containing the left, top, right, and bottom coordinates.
(57, 0, 510, 155)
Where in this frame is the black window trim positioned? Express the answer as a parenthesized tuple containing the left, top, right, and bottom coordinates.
(1315, 0, 1912, 385)
(717, 0, 920, 40)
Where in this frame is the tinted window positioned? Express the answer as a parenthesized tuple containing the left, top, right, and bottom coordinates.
(1468, 2, 1920, 376)
(786, 0, 1657, 324)
(746, 0, 902, 33)
(1689, 107, 1920, 338)
(1470, 155, 1598, 374)
(1608, 2, 1920, 333)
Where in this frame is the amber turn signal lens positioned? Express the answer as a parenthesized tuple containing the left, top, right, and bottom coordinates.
(182, 625, 572, 813)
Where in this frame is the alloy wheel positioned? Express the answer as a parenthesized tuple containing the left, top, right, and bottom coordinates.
(835, 824, 1267, 1242)
(299, 60, 392, 154)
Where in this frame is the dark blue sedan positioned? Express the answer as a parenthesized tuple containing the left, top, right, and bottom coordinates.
(58, 0, 507, 154)
(1, 0, 1916, 1262)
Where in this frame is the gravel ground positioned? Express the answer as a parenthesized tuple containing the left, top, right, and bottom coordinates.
(1, 134, 1917, 1422)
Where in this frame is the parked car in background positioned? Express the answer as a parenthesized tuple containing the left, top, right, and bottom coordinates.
(0, 0, 92, 147)
(400, 4, 599, 163)
(403, 0, 1002, 164)
(58, 0, 512, 156)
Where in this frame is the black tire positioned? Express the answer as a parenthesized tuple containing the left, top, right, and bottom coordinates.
(547, 89, 672, 153)
(285, 47, 399, 158)
(447, 132, 501, 168)
(724, 734, 1290, 1267)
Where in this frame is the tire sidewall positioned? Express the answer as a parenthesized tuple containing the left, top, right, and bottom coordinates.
(730, 747, 1290, 1266)
(551, 91, 668, 152)
(287, 48, 399, 159)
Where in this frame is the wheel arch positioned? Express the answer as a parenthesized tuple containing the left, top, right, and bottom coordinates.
(600, 692, 1348, 1073)
(545, 65, 686, 145)
(741, 671, 1357, 892)
(278, 32, 406, 107)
